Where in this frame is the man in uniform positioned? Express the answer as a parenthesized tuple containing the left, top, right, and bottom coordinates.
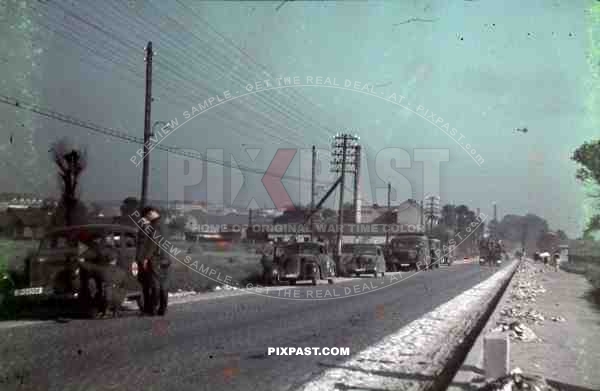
(138, 206, 171, 316)
(260, 241, 275, 285)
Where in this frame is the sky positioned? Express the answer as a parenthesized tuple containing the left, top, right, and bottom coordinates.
(0, 0, 598, 238)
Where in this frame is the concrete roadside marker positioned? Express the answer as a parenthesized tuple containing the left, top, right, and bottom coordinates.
(484, 331, 510, 379)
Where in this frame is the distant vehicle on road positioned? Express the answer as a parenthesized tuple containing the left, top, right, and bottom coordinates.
(13, 224, 142, 318)
(341, 243, 386, 278)
(386, 234, 431, 271)
(478, 237, 503, 267)
(428, 238, 441, 269)
(273, 242, 335, 286)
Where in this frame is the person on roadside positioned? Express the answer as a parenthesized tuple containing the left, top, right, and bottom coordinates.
(138, 206, 171, 316)
(260, 242, 275, 285)
(553, 252, 561, 272)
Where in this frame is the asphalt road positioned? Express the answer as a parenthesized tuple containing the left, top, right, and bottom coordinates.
(0, 264, 502, 391)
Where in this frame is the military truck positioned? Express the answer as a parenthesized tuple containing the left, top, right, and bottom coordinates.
(386, 233, 431, 271)
(478, 236, 504, 267)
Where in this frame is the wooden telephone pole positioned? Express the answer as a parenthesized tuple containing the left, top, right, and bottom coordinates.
(331, 133, 359, 271)
(310, 146, 316, 241)
(385, 182, 391, 246)
(137, 42, 153, 261)
(140, 41, 153, 211)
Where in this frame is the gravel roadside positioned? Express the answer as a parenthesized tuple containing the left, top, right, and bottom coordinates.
(450, 260, 600, 390)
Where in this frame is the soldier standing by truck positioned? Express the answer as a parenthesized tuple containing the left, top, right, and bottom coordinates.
(138, 206, 171, 316)
(260, 241, 275, 285)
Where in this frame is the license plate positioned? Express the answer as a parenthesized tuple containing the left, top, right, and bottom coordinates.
(400, 264, 409, 267)
(14, 287, 44, 296)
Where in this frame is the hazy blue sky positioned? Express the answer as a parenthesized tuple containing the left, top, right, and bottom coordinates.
(1, 0, 598, 237)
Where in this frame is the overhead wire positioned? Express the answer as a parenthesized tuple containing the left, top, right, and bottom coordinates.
(15, 1, 358, 196)
(0, 94, 343, 188)
(173, 0, 337, 141)
(37, 0, 319, 149)
(29, 5, 308, 158)
(99, 0, 327, 145)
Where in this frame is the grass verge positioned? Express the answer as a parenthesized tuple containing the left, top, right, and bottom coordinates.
(562, 259, 600, 309)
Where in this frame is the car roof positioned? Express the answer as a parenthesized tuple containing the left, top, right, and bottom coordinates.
(279, 242, 322, 249)
(45, 224, 138, 236)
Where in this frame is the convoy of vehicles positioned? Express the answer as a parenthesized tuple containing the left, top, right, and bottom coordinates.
(12, 224, 142, 317)
(341, 243, 386, 278)
(271, 241, 336, 286)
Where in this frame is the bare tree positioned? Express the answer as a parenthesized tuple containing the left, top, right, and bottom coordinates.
(50, 138, 87, 226)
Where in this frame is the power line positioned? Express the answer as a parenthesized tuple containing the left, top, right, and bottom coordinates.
(173, 0, 335, 140)
(17, 2, 360, 195)
(86, 0, 329, 145)
(0, 94, 344, 188)
(32, 1, 322, 148)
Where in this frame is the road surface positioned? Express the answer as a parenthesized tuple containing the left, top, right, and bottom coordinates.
(0, 264, 501, 391)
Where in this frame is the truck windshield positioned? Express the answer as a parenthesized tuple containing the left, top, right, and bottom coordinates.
(342, 245, 377, 255)
(391, 239, 422, 249)
(285, 243, 320, 255)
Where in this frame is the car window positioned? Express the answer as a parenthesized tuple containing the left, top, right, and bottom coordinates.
(89, 231, 121, 248)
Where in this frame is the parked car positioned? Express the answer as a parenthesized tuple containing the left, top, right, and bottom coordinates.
(274, 242, 336, 285)
(13, 224, 142, 318)
(341, 243, 386, 278)
(386, 234, 431, 271)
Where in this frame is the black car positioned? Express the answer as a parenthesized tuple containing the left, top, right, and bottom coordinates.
(274, 242, 336, 286)
(341, 243, 386, 278)
(13, 224, 142, 317)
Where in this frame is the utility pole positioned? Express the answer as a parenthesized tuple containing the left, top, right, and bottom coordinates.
(331, 133, 359, 271)
(310, 146, 316, 241)
(424, 195, 440, 235)
(385, 182, 391, 246)
(420, 200, 425, 231)
(137, 42, 153, 262)
(140, 41, 153, 211)
(352, 145, 361, 225)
